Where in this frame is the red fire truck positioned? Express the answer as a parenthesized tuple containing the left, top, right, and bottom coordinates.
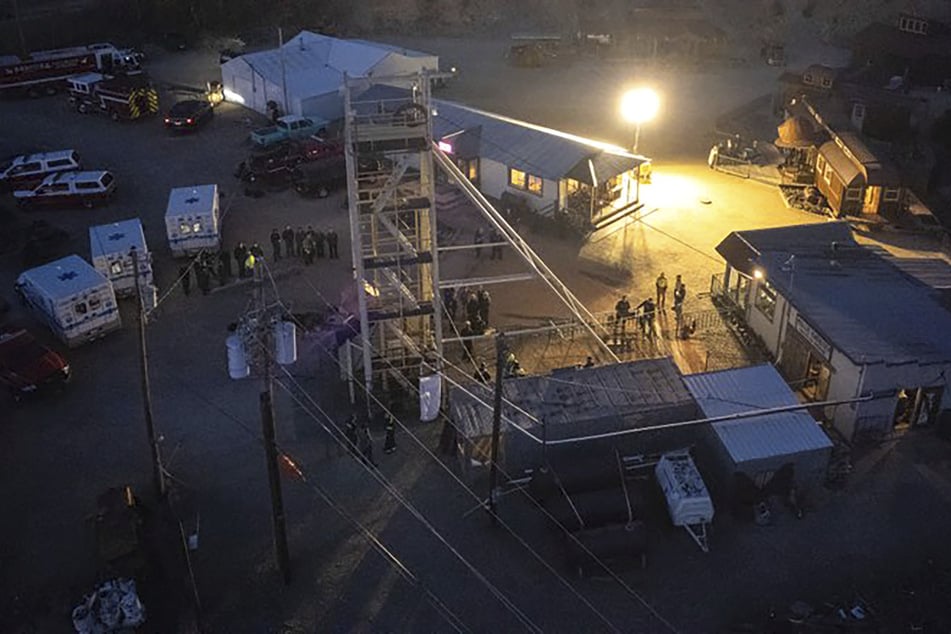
(0, 43, 142, 96)
(68, 73, 159, 121)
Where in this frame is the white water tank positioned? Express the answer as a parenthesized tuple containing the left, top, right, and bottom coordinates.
(273, 321, 297, 365)
(227, 335, 250, 379)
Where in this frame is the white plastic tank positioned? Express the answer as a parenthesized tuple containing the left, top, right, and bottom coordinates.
(227, 335, 250, 379)
(273, 321, 297, 365)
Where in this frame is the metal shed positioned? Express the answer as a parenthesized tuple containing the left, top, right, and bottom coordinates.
(683, 364, 833, 497)
(449, 358, 700, 478)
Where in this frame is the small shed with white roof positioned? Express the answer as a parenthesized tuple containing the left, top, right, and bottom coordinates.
(683, 364, 833, 498)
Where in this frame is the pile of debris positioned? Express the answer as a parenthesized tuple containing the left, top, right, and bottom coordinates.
(71, 578, 146, 633)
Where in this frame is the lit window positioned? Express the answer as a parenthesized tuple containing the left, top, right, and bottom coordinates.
(754, 280, 777, 321)
(527, 174, 543, 196)
(824, 164, 832, 185)
(192, 221, 202, 233)
(110, 261, 123, 275)
(883, 188, 901, 202)
(816, 155, 825, 173)
(179, 221, 192, 234)
(467, 160, 478, 181)
(509, 168, 526, 189)
(845, 187, 863, 201)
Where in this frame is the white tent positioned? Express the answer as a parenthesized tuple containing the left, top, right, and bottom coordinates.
(220, 31, 439, 120)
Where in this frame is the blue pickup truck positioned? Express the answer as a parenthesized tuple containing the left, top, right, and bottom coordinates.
(250, 115, 328, 147)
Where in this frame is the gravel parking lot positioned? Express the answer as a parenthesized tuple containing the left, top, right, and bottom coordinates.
(2, 41, 951, 634)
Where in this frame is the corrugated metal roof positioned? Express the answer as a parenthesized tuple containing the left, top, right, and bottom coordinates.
(449, 357, 697, 439)
(716, 222, 951, 365)
(433, 101, 646, 181)
(683, 365, 832, 464)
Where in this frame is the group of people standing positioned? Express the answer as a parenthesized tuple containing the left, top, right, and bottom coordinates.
(178, 249, 241, 296)
(342, 410, 398, 468)
(472, 227, 505, 260)
(269, 225, 340, 265)
(443, 286, 492, 356)
(613, 272, 690, 344)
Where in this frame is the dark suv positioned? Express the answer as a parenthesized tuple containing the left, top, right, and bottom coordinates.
(164, 99, 213, 131)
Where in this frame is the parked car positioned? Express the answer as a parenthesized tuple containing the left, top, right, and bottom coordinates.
(0, 329, 70, 402)
(251, 115, 328, 147)
(236, 142, 305, 184)
(164, 99, 214, 131)
(14, 171, 116, 209)
(0, 150, 81, 192)
(296, 136, 343, 162)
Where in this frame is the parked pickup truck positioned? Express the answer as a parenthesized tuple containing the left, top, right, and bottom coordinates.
(0, 329, 70, 401)
(251, 115, 327, 147)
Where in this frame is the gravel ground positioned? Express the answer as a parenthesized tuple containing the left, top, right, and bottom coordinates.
(1, 39, 950, 634)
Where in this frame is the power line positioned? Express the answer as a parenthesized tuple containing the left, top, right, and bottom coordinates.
(268, 264, 680, 633)
(162, 373, 470, 633)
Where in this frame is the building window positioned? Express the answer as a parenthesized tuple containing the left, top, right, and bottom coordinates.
(467, 160, 478, 181)
(754, 280, 777, 321)
(883, 188, 901, 202)
(110, 261, 123, 275)
(821, 77, 832, 88)
(816, 155, 825, 174)
(75, 302, 88, 315)
(509, 168, 526, 189)
(852, 103, 866, 119)
(823, 164, 833, 185)
(803, 73, 814, 85)
(527, 174, 543, 196)
(509, 167, 543, 197)
(179, 221, 192, 235)
(845, 187, 863, 201)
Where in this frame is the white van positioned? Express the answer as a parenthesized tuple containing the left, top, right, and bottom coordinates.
(89, 218, 152, 297)
(165, 184, 220, 257)
(14, 255, 121, 348)
(0, 149, 81, 191)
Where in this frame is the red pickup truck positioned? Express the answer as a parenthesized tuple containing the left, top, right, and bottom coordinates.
(0, 329, 70, 401)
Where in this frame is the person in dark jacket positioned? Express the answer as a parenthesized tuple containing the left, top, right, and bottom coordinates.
(250, 242, 264, 259)
(383, 414, 397, 454)
(314, 228, 326, 259)
(179, 265, 191, 296)
(282, 225, 295, 259)
(326, 228, 339, 259)
(233, 242, 248, 278)
(295, 227, 306, 257)
(218, 250, 232, 281)
(270, 228, 282, 261)
(196, 263, 211, 295)
(358, 423, 376, 467)
(343, 414, 359, 457)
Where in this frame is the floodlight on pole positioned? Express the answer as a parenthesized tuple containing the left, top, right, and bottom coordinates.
(620, 88, 659, 153)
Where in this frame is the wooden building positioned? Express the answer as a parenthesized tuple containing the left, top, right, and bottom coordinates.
(851, 13, 951, 89)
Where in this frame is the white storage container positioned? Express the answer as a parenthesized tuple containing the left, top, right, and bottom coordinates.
(89, 218, 152, 297)
(273, 321, 297, 365)
(165, 184, 220, 258)
(15, 255, 121, 347)
(655, 452, 714, 527)
(227, 335, 250, 379)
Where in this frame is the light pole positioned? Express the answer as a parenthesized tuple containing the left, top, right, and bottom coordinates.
(620, 87, 660, 154)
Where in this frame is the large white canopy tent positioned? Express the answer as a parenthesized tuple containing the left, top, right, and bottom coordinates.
(220, 31, 439, 120)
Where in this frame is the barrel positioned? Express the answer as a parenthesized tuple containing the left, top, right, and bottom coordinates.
(227, 335, 249, 379)
(273, 321, 297, 365)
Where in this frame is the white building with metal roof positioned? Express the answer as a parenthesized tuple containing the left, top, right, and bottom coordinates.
(714, 222, 951, 441)
(220, 31, 438, 120)
(683, 364, 833, 497)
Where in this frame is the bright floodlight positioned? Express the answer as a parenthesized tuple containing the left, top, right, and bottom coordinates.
(620, 88, 659, 124)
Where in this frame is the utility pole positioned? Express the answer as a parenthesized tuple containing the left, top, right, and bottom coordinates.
(254, 261, 291, 584)
(131, 247, 166, 499)
(487, 332, 506, 524)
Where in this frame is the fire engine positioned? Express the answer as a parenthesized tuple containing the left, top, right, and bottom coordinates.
(68, 73, 159, 122)
(0, 43, 141, 96)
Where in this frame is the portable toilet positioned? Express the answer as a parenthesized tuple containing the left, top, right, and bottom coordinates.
(165, 184, 220, 257)
(14, 255, 121, 347)
(89, 218, 152, 297)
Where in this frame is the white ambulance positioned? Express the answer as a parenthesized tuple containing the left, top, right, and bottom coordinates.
(14, 255, 121, 347)
(89, 218, 152, 297)
(165, 184, 220, 257)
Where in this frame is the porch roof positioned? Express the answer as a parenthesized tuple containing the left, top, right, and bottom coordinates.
(565, 151, 643, 186)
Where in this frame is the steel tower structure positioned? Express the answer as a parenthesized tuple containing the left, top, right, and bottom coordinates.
(344, 76, 443, 394)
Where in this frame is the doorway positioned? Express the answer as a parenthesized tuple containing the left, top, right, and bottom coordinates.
(893, 387, 943, 428)
(779, 329, 832, 401)
(863, 185, 881, 214)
